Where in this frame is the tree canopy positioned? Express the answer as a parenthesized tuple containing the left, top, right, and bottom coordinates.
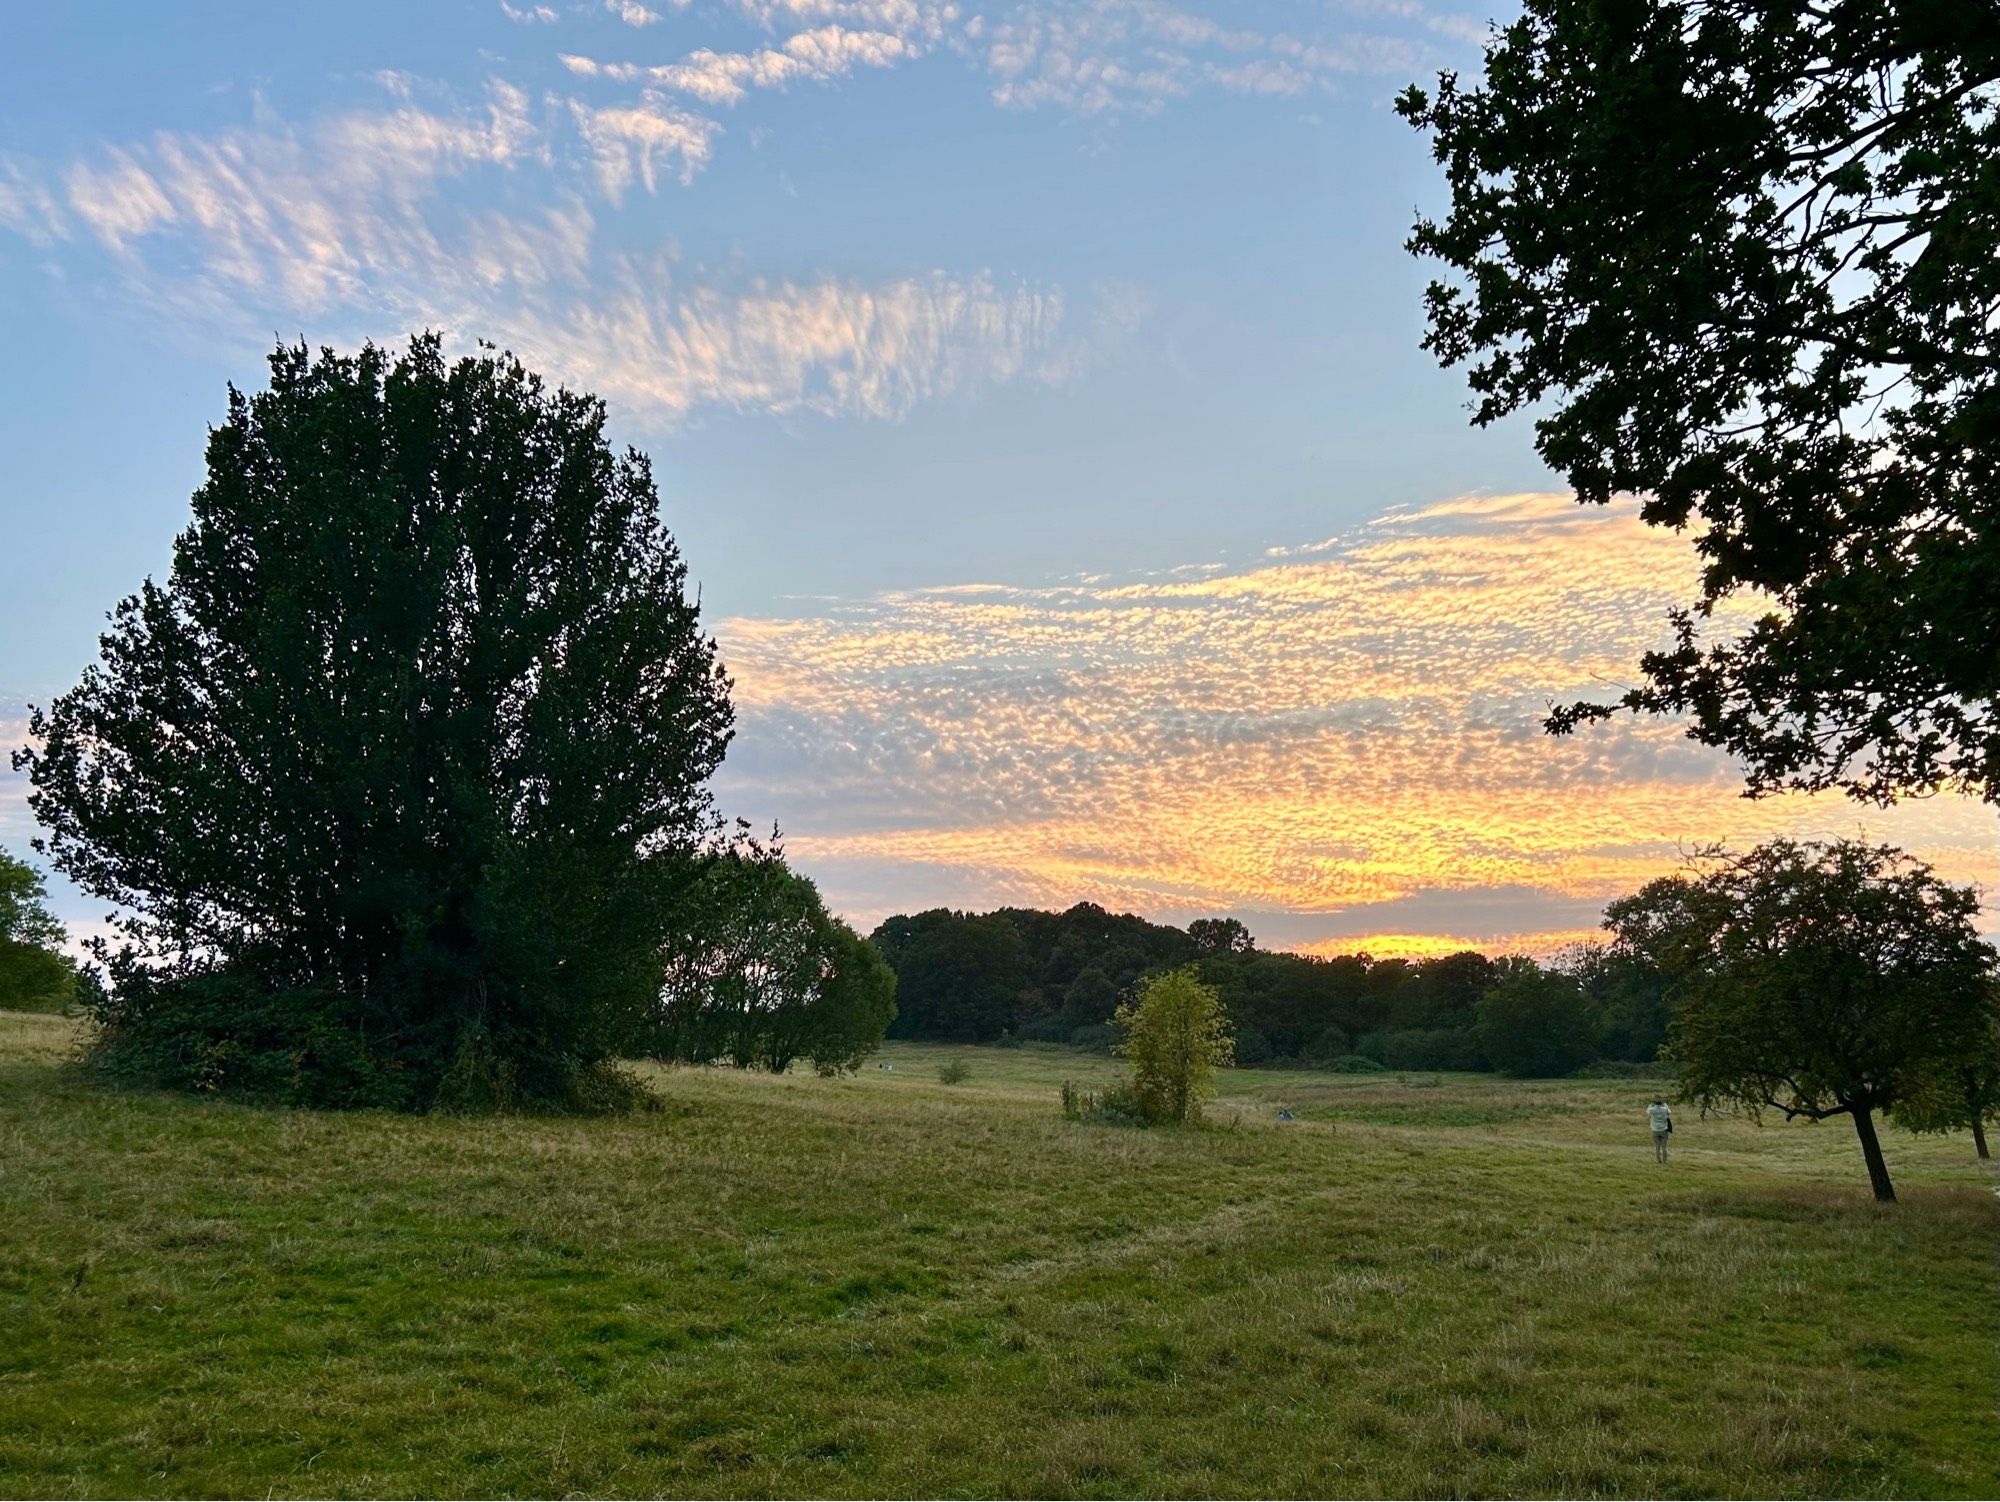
(15, 335, 734, 1108)
(651, 838, 896, 1075)
(1115, 967, 1234, 1125)
(1475, 958, 1599, 1078)
(1606, 838, 1997, 1199)
(1401, 0, 2000, 803)
(869, 903, 1670, 1075)
(0, 849, 79, 1013)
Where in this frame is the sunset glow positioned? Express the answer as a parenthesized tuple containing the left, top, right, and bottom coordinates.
(717, 492, 1998, 948)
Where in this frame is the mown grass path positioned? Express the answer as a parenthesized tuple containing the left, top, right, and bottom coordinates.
(2, 1013, 1994, 1498)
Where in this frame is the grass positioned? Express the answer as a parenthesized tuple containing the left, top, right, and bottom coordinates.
(2, 1012, 1995, 1499)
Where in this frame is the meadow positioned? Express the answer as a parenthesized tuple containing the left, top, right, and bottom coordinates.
(1, 1009, 1994, 1499)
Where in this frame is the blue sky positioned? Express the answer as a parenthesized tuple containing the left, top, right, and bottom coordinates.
(2, 1, 1992, 953)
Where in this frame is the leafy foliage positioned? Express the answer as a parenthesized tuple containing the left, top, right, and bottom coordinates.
(1402, 0, 2000, 802)
(870, 903, 1680, 1074)
(1058, 1076, 1151, 1127)
(1114, 967, 1234, 1125)
(15, 335, 734, 1108)
(872, 910, 1035, 1042)
(1881, 979, 2000, 1159)
(650, 838, 896, 1076)
(1607, 838, 1998, 1198)
(1188, 917, 1254, 954)
(0, 850, 81, 1013)
(1474, 958, 1600, 1078)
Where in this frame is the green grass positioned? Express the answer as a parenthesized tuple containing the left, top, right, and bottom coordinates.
(2, 1012, 1995, 1499)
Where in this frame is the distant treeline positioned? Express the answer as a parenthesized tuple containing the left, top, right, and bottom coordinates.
(869, 904, 1670, 1076)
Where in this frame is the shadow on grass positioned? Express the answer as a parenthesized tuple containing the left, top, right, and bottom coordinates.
(1686, 1182, 1999, 1225)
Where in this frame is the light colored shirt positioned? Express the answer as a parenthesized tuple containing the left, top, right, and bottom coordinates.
(1647, 1103, 1673, 1133)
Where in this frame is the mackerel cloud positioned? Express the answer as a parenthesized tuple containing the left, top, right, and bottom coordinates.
(713, 492, 1999, 954)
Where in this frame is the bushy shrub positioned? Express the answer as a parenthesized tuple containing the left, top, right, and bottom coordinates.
(1069, 1022, 1126, 1054)
(1231, 1027, 1275, 1066)
(1112, 968, 1233, 1125)
(1298, 1026, 1353, 1064)
(87, 968, 415, 1110)
(1059, 1078, 1150, 1127)
(86, 963, 660, 1114)
(1016, 1013, 1072, 1044)
(1325, 1054, 1389, 1074)
(938, 1058, 972, 1085)
(1572, 1058, 1674, 1080)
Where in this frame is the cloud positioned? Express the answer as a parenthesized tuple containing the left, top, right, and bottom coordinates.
(564, 23, 920, 103)
(979, 0, 1449, 114)
(712, 494, 1999, 945)
(606, 0, 670, 25)
(0, 74, 1133, 427)
(570, 93, 721, 196)
(501, 2, 559, 21)
(0, 709, 35, 846)
(490, 264, 1119, 421)
(65, 152, 177, 250)
(0, 162, 67, 245)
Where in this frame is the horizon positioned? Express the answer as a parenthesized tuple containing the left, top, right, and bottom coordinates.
(2, 0, 1994, 958)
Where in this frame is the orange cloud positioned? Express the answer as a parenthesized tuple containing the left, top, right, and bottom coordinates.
(713, 492, 1998, 950)
(1293, 930, 1607, 963)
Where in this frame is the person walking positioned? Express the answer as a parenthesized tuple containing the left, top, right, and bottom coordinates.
(1647, 1098, 1673, 1163)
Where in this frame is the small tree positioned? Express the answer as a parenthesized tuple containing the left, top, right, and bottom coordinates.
(652, 841, 895, 1075)
(1607, 840, 1997, 1201)
(1114, 967, 1234, 1125)
(1474, 958, 1598, 1077)
(0, 849, 80, 1012)
(1893, 982, 2000, 1161)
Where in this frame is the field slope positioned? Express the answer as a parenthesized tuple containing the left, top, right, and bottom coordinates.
(2, 1012, 1995, 1498)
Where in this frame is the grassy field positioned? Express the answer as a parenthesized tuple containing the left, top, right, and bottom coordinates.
(2, 1011, 1994, 1499)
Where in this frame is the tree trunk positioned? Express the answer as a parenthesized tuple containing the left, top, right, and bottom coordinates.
(1973, 1115, 1990, 1161)
(1851, 1104, 1896, 1203)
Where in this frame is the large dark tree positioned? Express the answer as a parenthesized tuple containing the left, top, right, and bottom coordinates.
(14, 335, 733, 1108)
(1607, 839, 1997, 1199)
(1401, 0, 1999, 803)
(1474, 957, 1599, 1077)
(873, 910, 1030, 1042)
(1562, 940, 1674, 1062)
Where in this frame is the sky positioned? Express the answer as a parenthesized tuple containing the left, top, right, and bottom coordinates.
(1, 0, 1993, 958)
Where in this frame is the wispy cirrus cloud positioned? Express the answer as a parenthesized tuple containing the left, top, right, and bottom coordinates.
(0, 0, 1496, 429)
(977, 0, 1460, 114)
(0, 69, 1135, 426)
(714, 493, 1998, 949)
(561, 22, 922, 102)
(553, 0, 1484, 117)
(487, 264, 1141, 421)
(570, 93, 721, 196)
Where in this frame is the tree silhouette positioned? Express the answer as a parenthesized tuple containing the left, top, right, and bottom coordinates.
(16, 335, 733, 1107)
(1402, 0, 1999, 803)
(1607, 839, 1996, 1200)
